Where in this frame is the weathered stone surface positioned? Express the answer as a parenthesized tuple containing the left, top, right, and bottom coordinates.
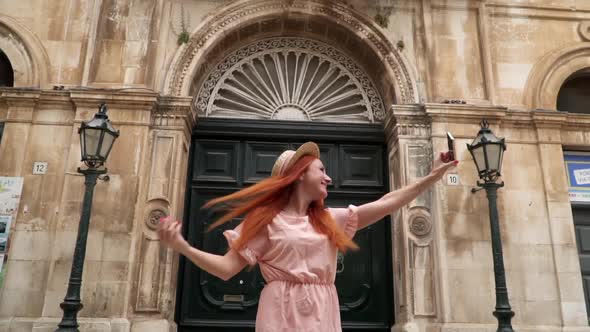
(1, 1, 590, 331)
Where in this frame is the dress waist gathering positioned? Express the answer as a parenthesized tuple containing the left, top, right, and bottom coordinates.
(266, 279, 334, 286)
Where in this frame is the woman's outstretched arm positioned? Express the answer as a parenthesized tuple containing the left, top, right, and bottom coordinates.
(157, 218, 248, 281)
(356, 153, 458, 230)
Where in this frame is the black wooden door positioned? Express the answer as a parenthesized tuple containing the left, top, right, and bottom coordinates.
(176, 119, 393, 331)
(573, 206, 590, 319)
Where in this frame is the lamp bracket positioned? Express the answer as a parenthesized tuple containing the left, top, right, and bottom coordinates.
(472, 180, 504, 194)
(471, 187, 484, 194)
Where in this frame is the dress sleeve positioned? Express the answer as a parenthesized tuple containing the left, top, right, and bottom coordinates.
(223, 223, 269, 266)
(328, 205, 359, 238)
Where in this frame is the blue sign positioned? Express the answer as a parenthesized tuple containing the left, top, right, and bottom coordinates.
(565, 152, 590, 202)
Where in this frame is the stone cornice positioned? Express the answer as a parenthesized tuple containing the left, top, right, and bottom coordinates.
(414, 103, 590, 132)
(563, 113, 590, 130)
(0, 88, 42, 122)
(153, 96, 195, 141)
(390, 104, 427, 119)
(69, 88, 159, 110)
(0, 88, 42, 107)
(502, 108, 590, 130)
(0, 88, 162, 111)
(3, 89, 588, 137)
(531, 109, 568, 129)
(386, 104, 431, 141)
(390, 104, 430, 129)
(0, 89, 195, 136)
(503, 110, 533, 128)
(424, 103, 508, 124)
(36, 90, 74, 109)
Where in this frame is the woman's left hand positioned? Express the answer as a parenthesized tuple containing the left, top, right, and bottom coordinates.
(430, 151, 459, 181)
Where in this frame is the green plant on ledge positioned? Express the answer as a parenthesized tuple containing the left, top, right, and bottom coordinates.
(374, 6, 393, 29)
(171, 3, 191, 46)
(396, 40, 405, 51)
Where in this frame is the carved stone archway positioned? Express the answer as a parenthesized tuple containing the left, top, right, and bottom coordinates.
(0, 14, 50, 88)
(163, 0, 420, 110)
(524, 42, 590, 110)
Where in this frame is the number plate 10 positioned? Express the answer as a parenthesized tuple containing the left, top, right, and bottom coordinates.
(447, 173, 459, 186)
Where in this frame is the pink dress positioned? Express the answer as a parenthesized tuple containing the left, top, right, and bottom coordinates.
(223, 205, 359, 332)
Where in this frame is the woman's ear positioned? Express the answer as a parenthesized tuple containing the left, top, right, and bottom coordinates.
(298, 173, 305, 183)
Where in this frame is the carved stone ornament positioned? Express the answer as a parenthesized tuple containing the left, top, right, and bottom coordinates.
(409, 215, 432, 237)
(147, 209, 167, 230)
(196, 37, 386, 123)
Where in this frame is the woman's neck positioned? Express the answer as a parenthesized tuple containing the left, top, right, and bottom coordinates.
(282, 188, 312, 217)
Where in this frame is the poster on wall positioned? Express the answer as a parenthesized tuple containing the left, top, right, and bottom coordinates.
(0, 177, 24, 215)
(0, 215, 12, 252)
(0, 177, 23, 289)
(0, 254, 5, 287)
(564, 152, 590, 203)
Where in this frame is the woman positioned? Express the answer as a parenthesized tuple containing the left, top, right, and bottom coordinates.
(158, 142, 457, 331)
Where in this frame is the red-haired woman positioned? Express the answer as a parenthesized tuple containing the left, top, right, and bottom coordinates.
(157, 142, 457, 332)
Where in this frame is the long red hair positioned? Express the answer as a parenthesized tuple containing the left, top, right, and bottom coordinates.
(204, 155, 358, 253)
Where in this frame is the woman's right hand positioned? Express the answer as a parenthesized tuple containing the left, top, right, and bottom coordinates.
(157, 216, 248, 281)
(430, 151, 458, 181)
(157, 216, 190, 254)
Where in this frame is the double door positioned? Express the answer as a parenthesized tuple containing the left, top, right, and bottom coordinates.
(176, 119, 394, 331)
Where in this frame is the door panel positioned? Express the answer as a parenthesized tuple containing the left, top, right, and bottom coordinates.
(177, 119, 393, 331)
(340, 145, 384, 189)
(193, 140, 240, 184)
(244, 142, 289, 183)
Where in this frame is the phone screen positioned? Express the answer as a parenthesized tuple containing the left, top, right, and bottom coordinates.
(447, 132, 455, 161)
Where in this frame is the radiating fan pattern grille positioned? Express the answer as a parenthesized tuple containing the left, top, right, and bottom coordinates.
(195, 37, 385, 123)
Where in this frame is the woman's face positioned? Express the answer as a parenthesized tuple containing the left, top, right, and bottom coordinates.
(299, 159, 332, 200)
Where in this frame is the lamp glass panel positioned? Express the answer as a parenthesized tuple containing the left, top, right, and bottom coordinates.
(84, 128, 102, 158)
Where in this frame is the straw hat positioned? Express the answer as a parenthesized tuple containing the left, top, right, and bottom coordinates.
(271, 142, 320, 176)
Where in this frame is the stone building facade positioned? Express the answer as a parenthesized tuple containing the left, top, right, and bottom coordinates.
(0, 0, 589, 331)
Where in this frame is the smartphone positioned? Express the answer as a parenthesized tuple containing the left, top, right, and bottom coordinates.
(446, 132, 455, 161)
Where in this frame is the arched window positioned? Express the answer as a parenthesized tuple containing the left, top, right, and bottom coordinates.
(0, 49, 14, 87)
(557, 69, 590, 114)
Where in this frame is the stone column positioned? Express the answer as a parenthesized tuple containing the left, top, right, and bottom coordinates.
(385, 104, 441, 332)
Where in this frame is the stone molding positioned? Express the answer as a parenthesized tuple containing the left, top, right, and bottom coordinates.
(0, 88, 194, 134)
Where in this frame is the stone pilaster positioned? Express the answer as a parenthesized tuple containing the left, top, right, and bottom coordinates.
(127, 96, 194, 332)
(0, 89, 40, 175)
(386, 104, 440, 332)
